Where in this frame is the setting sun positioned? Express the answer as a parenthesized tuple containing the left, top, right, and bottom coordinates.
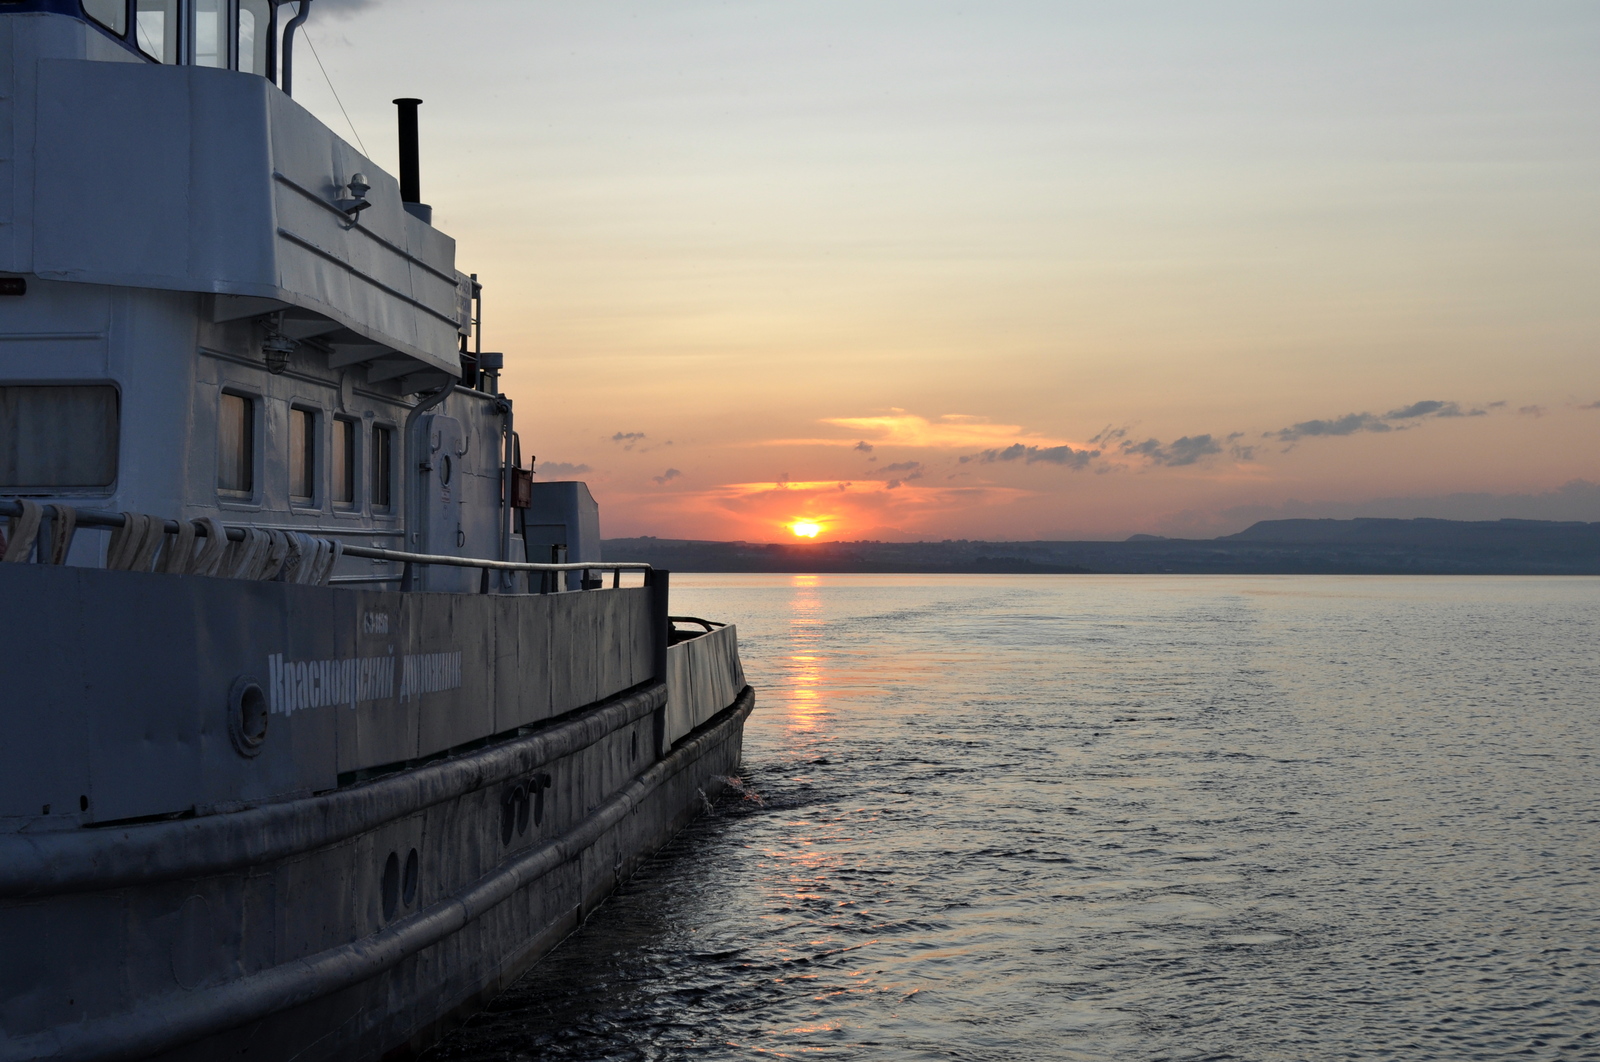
(789, 521, 822, 538)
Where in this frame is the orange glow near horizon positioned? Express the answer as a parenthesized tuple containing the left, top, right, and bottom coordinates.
(606, 479, 1040, 543)
(789, 520, 823, 538)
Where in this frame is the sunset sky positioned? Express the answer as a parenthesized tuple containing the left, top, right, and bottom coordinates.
(295, 1, 1600, 541)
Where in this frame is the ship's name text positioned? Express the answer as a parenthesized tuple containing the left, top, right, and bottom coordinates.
(267, 650, 464, 714)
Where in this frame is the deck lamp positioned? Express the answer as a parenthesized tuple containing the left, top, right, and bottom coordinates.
(336, 173, 373, 220)
(262, 312, 297, 374)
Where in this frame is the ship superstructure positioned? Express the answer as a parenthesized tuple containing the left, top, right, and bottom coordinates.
(0, 5, 753, 1059)
(1, 0, 511, 588)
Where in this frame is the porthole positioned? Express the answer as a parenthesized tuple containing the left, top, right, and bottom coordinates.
(381, 851, 400, 922)
(402, 848, 419, 908)
(227, 676, 268, 757)
(630, 730, 638, 762)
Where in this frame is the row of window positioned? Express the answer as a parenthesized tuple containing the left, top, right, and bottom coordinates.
(0, 383, 397, 513)
(82, 0, 273, 74)
(219, 392, 394, 512)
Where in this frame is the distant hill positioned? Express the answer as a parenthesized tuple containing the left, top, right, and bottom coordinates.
(606, 518, 1600, 575)
(1222, 517, 1600, 548)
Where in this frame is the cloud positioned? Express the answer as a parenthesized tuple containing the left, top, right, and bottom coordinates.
(881, 461, 925, 488)
(536, 461, 591, 477)
(1583, 401, 1600, 410)
(790, 412, 1077, 451)
(1386, 400, 1449, 419)
(652, 468, 682, 486)
(771, 398, 1502, 479)
(610, 431, 673, 453)
(963, 443, 1099, 469)
(1089, 425, 1130, 447)
(1119, 434, 1223, 467)
(611, 431, 646, 451)
(1385, 400, 1484, 419)
(1267, 412, 1391, 441)
(1264, 398, 1488, 442)
(1519, 405, 1546, 417)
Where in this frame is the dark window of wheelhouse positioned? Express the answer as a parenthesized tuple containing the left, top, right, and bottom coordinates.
(371, 425, 393, 510)
(134, 0, 178, 64)
(82, 0, 128, 36)
(289, 407, 316, 504)
(0, 385, 119, 489)
(332, 417, 356, 507)
(217, 392, 254, 494)
(238, 0, 272, 76)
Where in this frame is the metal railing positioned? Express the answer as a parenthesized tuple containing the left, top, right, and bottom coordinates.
(0, 500, 648, 593)
(669, 616, 727, 631)
(340, 542, 648, 592)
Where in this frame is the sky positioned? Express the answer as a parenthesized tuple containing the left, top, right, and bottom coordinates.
(291, 1, 1600, 541)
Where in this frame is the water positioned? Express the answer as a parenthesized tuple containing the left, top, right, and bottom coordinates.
(427, 575, 1600, 1061)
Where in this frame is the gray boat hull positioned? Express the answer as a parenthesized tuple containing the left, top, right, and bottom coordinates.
(1, 683, 752, 1062)
(0, 565, 752, 1062)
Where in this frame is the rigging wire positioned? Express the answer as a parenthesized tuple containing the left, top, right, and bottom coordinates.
(134, 11, 158, 59)
(298, 10, 370, 157)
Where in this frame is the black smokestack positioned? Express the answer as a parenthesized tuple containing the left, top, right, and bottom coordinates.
(393, 98, 422, 205)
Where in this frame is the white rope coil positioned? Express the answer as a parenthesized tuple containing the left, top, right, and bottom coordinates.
(45, 504, 77, 564)
(4, 507, 342, 585)
(2, 500, 42, 563)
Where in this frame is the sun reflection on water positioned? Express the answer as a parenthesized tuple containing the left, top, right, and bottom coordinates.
(781, 575, 831, 740)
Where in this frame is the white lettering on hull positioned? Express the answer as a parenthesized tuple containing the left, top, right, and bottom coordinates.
(267, 652, 397, 715)
(265, 649, 464, 714)
(399, 651, 463, 702)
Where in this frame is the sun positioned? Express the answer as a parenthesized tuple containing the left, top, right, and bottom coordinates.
(789, 521, 822, 539)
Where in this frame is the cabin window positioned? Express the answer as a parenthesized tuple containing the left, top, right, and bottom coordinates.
(82, 0, 128, 36)
(0, 385, 119, 490)
(289, 407, 316, 505)
(237, 0, 271, 75)
(217, 391, 254, 495)
(192, 0, 226, 67)
(372, 425, 394, 510)
(332, 417, 357, 507)
(134, 0, 179, 64)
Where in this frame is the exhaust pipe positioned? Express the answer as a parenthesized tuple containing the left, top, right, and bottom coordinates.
(280, 0, 312, 97)
(393, 98, 431, 224)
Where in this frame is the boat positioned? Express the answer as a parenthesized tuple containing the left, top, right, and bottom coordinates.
(0, 3, 754, 1058)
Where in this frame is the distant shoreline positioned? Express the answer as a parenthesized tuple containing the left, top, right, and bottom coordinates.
(606, 517, 1600, 576)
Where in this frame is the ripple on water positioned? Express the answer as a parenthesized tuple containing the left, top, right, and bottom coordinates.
(426, 575, 1600, 1062)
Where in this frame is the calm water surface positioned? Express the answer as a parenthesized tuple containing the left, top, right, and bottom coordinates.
(429, 575, 1600, 1061)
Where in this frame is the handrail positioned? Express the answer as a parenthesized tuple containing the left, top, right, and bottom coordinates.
(0, 500, 648, 576)
(669, 616, 727, 631)
(338, 542, 648, 574)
